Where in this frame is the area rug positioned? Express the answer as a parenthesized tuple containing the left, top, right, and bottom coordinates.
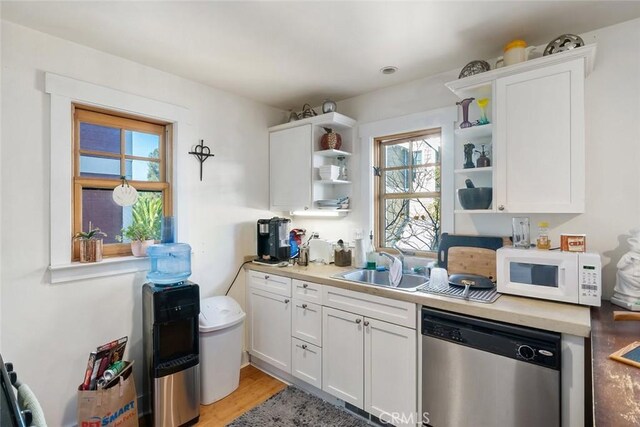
(227, 386, 370, 426)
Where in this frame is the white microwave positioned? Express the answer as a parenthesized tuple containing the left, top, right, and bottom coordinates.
(497, 247, 601, 306)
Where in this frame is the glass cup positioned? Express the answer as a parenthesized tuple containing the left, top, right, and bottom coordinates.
(430, 267, 449, 289)
(512, 217, 531, 249)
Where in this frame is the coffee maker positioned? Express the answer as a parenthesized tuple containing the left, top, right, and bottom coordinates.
(256, 217, 291, 264)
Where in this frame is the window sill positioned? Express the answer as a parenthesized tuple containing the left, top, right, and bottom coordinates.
(49, 256, 149, 284)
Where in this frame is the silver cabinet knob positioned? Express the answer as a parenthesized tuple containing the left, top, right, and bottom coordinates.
(302, 304, 308, 309)
(355, 318, 362, 324)
(304, 206, 309, 210)
(302, 283, 308, 288)
(265, 275, 269, 279)
(498, 205, 505, 211)
(301, 344, 307, 350)
(284, 299, 290, 304)
(364, 321, 370, 327)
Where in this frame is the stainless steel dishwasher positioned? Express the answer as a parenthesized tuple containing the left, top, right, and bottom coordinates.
(421, 308, 561, 427)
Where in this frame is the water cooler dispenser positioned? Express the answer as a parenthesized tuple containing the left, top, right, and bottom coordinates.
(143, 243, 200, 427)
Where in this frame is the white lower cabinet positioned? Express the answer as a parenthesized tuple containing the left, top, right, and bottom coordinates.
(292, 337, 322, 388)
(365, 318, 417, 423)
(322, 306, 365, 408)
(247, 275, 292, 373)
(247, 272, 417, 426)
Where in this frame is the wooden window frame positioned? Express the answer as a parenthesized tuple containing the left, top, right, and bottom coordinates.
(374, 128, 441, 257)
(72, 105, 173, 260)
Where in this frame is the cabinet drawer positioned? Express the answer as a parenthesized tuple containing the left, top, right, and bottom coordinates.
(292, 337, 322, 389)
(248, 271, 291, 297)
(323, 286, 416, 329)
(292, 300, 322, 346)
(292, 279, 323, 304)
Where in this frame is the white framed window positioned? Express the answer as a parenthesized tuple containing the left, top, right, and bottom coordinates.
(374, 128, 442, 253)
(357, 107, 456, 256)
(45, 73, 191, 283)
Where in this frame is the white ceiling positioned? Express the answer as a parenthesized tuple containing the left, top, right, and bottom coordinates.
(3, 1, 640, 110)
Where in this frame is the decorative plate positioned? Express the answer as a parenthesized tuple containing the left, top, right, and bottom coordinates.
(112, 184, 138, 206)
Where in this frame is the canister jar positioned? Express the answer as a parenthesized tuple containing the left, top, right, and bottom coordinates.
(496, 40, 536, 67)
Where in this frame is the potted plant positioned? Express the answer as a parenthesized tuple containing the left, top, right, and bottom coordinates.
(119, 222, 156, 257)
(73, 222, 106, 263)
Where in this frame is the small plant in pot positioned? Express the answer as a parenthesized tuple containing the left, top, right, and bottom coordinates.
(73, 222, 106, 263)
(118, 222, 156, 257)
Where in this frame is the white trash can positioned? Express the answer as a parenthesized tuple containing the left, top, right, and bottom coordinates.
(199, 295, 246, 404)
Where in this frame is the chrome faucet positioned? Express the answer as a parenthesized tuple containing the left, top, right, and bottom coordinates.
(378, 252, 402, 287)
(392, 242, 416, 272)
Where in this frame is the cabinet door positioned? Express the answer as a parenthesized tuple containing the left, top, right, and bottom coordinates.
(248, 288, 292, 373)
(270, 124, 312, 211)
(364, 318, 417, 424)
(322, 307, 364, 408)
(495, 59, 584, 213)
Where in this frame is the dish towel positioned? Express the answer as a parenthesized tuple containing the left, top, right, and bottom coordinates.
(388, 255, 402, 287)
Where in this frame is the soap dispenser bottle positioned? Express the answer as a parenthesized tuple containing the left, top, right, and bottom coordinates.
(365, 231, 377, 269)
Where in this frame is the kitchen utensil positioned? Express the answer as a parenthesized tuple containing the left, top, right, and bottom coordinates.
(298, 246, 309, 266)
(437, 233, 504, 269)
(449, 273, 495, 300)
(447, 247, 497, 281)
(512, 217, 531, 248)
(457, 185, 492, 209)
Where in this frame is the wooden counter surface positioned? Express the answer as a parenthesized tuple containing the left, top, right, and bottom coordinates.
(591, 301, 640, 426)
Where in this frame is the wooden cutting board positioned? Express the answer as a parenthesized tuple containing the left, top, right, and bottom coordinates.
(447, 246, 497, 281)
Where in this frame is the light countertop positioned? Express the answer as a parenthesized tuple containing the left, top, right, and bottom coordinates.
(245, 262, 591, 337)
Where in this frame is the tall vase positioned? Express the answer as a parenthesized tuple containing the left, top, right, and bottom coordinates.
(477, 98, 490, 125)
(457, 97, 475, 129)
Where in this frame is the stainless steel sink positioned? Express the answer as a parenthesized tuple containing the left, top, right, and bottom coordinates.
(334, 269, 428, 292)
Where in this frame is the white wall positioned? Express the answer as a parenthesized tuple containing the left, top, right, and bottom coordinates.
(294, 17, 640, 299)
(1, 21, 282, 426)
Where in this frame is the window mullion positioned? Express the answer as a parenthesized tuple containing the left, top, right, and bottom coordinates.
(120, 128, 126, 178)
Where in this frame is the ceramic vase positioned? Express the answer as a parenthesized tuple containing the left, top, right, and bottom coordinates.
(320, 128, 342, 150)
(457, 98, 475, 129)
(131, 239, 155, 257)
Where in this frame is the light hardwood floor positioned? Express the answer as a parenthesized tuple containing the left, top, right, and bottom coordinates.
(197, 364, 286, 426)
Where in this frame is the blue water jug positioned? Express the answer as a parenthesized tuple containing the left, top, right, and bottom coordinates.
(146, 243, 192, 285)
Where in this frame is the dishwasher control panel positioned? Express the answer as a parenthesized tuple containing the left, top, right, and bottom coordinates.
(422, 308, 561, 370)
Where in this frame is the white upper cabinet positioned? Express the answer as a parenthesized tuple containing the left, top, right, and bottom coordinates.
(269, 112, 356, 214)
(270, 124, 313, 211)
(495, 59, 584, 213)
(446, 44, 595, 214)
